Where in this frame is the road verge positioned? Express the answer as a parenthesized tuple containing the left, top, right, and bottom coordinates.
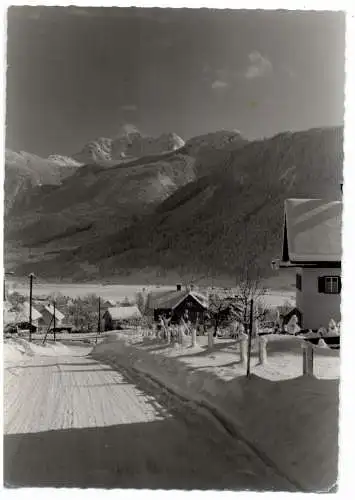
(91, 335, 339, 492)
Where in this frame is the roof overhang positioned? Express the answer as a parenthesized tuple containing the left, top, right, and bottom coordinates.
(279, 260, 341, 269)
(281, 198, 342, 266)
(155, 292, 208, 311)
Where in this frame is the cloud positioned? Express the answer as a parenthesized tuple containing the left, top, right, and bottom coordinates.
(25, 7, 95, 20)
(211, 80, 229, 90)
(28, 11, 41, 21)
(67, 7, 94, 17)
(244, 51, 273, 79)
(121, 104, 138, 112)
(283, 66, 297, 79)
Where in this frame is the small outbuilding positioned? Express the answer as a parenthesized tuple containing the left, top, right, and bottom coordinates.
(103, 305, 142, 331)
(13, 302, 42, 332)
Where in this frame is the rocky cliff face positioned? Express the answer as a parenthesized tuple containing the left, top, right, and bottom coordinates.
(4, 149, 80, 212)
(72, 127, 185, 163)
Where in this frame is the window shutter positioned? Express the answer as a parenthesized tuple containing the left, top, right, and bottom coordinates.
(318, 276, 325, 293)
(338, 277, 342, 293)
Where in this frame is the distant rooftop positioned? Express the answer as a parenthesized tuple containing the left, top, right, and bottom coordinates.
(105, 305, 142, 320)
(146, 289, 209, 310)
(39, 304, 65, 321)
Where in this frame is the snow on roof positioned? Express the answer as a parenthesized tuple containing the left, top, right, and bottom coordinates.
(106, 305, 142, 320)
(102, 299, 116, 306)
(41, 304, 65, 321)
(147, 289, 209, 310)
(282, 199, 342, 263)
(16, 302, 42, 322)
(4, 309, 17, 324)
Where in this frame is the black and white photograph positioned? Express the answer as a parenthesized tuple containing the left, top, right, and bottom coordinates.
(2, 4, 346, 494)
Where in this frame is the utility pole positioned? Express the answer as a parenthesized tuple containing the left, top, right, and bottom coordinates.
(246, 299, 254, 377)
(3, 271, 14, 301)
(28, 273, 35, 342)
(96, 297, 101, 344)
(53, 301, 56, 342)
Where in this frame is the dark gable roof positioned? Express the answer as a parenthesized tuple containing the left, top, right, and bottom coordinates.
(147, 289, 208, 311)
(282, 199, 342, 264)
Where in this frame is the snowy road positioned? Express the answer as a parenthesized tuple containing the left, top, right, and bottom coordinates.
(4, 345, 294, 490)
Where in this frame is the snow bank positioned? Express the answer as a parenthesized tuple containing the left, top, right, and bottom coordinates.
(28, 341, 73, 356)
(92, 335, 339, 492)
(4, 339, 73, 361)
(3, 341, 28, 364)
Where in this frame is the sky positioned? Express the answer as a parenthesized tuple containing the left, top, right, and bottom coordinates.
(5, 7, 345, 157)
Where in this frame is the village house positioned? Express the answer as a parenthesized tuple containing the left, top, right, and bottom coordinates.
(146, 284, 209, 325)
(103, 305, 142, 331)
(101, 299, 116, 310)
(37, 304, 65, 330)
(3, 301, 19, 328)
(14, 302, 42, 332)
(276, 198, 342, 330)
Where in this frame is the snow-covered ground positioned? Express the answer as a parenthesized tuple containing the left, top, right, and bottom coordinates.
(3, 339, 293, 490)
(4, 338, 88, 361)
(7, 281, 295, 308)
(92, 332, 339, 492)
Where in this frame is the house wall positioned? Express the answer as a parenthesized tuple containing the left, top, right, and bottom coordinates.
(38, 309, 63, 328)
(173, 298, 206, 324)
(103, 312, 113, 331)
(296, 267, 341, 329)
(103, 315, 129, 331)
(39, 309, 58, 326)
(38, 310, 52, 328)
(32, 319, 39, 329)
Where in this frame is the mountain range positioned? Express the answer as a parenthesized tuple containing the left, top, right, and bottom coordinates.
(72, 126, 185, 164)
(4, 125, 343, 286)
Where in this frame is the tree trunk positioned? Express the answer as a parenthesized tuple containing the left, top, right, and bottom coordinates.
(191, 327, 197, 348)
(240, 338, 248, 364)
(178, 324, 184, 345)
(213, 317, 219, 338)
(208, 328, 214, 349)
(258, 336, 267, 365)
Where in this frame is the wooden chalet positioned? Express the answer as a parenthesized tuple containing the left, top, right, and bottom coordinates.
(146, 284, 209, 324)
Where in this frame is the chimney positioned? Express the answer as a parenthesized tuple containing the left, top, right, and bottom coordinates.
(176, 283, 182, 291)
(190, 284, 194, 291)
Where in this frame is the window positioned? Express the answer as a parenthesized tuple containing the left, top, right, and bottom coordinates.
(296, 273, 302, 291)
(318, 276, 341, 294)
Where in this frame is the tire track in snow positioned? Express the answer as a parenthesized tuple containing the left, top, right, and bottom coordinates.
(4, 346, 295, 490)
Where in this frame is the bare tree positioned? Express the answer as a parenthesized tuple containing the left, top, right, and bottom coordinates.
(135, 290, 148, 314)
(67, 293, 100, 332)
(120, 296, 132, 306)
(207, 291, 242, 347)
(7, 290, 26, 311)
(235, 232, 268, 335)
